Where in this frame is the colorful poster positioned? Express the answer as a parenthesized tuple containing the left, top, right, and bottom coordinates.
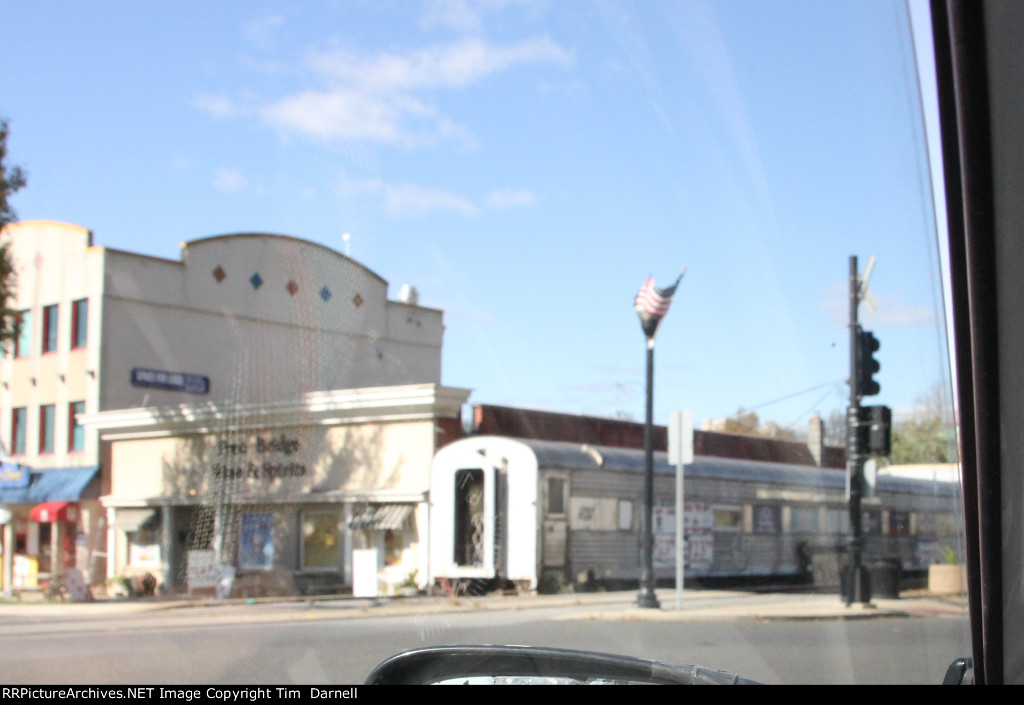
(238, 513, 274, 571)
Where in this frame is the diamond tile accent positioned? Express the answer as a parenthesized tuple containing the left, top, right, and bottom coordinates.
(319, 286, 332, 302)
(286, 280, 299, 296)
(352, 293, 364, 308)
(250, 272, 263, 290)
(212, 266, 226, 283)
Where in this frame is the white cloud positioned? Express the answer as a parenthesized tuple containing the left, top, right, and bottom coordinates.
(338, 178, 478, 217)
(419, 0, 545, 33)
(484, 188, 537, 209)
(307, 37, 572, 91)
(385, 183, 479, 216)
(862, 299, 936, 327)
(420, 0, 488, 32)
(819, 281, 936, 327)
(213, 169, 247, 194)
(243, 14, 284, 48)
(194, 94, 237, 118)
(262, 88, 410, 144)
(260, 37, 572, 147)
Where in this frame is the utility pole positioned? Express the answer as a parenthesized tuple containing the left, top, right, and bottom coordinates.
(846, 256, 870, 605)
(845, 255, 890, 605)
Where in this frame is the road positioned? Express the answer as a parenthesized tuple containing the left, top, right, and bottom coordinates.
(0, 591, 970, 684)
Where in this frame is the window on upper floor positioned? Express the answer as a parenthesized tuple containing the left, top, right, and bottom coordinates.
(11, 407, 26, 455)
(14, 310, 31, 358)
(71, 299, 88, 349)
(42, 304, 58, 354)
(39, 404, 55, 454)
(69, 401, 85, 452)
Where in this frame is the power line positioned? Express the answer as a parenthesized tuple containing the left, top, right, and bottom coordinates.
(786, 387, 841, 430)
(747, 380, 845, 412)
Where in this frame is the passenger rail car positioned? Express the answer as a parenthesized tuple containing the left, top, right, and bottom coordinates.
(428, 436, 960, 592)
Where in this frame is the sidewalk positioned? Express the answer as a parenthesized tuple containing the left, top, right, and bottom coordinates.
(0, 587, 969, 623)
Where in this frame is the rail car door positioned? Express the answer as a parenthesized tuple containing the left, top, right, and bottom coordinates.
(451, 462, 509, 581)
(540, 471, 570, 577)
(454, 468, 487, 567)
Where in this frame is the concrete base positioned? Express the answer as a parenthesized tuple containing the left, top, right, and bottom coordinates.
(928, 564, 967, 595)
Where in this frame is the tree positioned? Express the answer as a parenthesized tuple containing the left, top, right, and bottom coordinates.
(714, 407, 799, 441)
(0, 118, 27, 354)
(823, 409, 847, 447)
(890, 383, 955, 464)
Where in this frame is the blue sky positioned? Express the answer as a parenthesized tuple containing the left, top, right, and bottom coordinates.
(2, 1, 952, 432)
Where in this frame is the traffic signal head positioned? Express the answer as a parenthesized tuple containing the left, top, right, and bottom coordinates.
(857, 327, 881, 397)
(863, 404, 892, 456)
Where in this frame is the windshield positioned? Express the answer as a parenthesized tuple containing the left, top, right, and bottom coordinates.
(0, 0, 970, 685)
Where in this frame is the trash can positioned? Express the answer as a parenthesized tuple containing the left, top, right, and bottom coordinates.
(869, 558, 901, 599)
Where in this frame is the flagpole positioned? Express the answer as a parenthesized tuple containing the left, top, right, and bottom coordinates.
(637, 335, 660, 608)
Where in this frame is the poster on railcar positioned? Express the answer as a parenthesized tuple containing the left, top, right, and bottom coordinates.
(653, 502, 713, 571)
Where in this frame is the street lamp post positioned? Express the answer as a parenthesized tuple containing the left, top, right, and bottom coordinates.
(633, 270, 685, 609)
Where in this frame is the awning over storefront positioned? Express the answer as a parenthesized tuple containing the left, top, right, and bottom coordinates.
(0, 466, 99, 504)
(349, 504, 413, 531)
(111, 508, 158, 531)
(30, 501, 80, 523)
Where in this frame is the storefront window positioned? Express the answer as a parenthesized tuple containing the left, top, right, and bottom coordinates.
(238, 513, 274, 571)
(129, 528, 162, 568)
(302, 511, 340, 570)
(385, 529, 404, 567)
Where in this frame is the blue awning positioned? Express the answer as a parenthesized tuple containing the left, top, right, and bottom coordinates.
(0, 465, 100, 504)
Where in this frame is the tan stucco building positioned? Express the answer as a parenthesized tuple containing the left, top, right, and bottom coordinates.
(1, 221, 468, 596)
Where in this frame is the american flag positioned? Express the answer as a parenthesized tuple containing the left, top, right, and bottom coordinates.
(635, 269, 685, 338)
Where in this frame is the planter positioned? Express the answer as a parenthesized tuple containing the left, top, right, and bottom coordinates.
(928, 564, 967, 595)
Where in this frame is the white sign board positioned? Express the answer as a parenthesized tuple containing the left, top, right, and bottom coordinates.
(186, 550, 219, 590)
(668, 410, 694, 465)
(353, 549, 379, 598)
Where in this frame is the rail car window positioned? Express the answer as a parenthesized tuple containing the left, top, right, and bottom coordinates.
(790, 506, 820, 534)
(618, 499, 633, 531)
(752, 505, 781, 534)
(547, 478, 566, 515)
(454, 469, 484, 566)
(889, 511, 911, 537)
(916, 512, 958, 538)
(713, 506, 743, 532)
(826, 508, 851, 535)
(864, 511, 883, 536)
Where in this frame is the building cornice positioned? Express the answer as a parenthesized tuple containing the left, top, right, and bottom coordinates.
(81, 383, 471, 440)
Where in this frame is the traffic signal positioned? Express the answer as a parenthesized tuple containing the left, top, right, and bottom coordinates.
(856, 327, 881, 397)
(849, 405, 892, 458)
(863, 405, 892, 456)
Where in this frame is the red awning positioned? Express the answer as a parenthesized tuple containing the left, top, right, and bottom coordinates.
(30, 501, 80, 523)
